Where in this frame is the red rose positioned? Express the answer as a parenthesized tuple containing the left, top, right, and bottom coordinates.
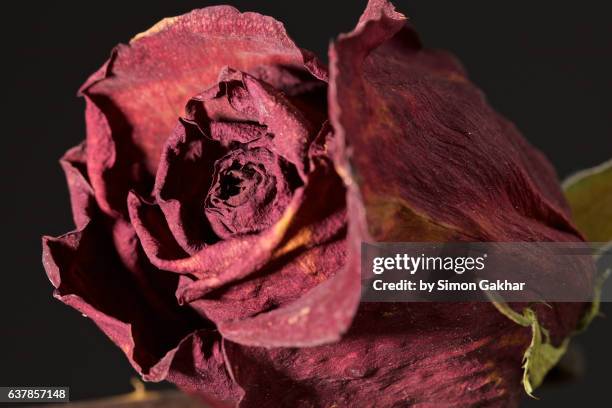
(43, 1, 592, 407)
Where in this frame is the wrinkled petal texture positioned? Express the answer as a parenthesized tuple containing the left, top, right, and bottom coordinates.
(80, 6, 325, 217)
(314, 0, 590, 406)
(43, 6, 340, 406)
(42, 146, 211, 385)
(225, 304, 533, 408)
(42, 1, 595, 407)
(128, 102, 349, 346)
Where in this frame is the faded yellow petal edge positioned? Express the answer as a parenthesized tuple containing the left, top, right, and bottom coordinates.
(131, 16, 181, 43)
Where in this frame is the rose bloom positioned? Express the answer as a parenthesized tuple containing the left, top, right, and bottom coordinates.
(43, 1, 591, 407)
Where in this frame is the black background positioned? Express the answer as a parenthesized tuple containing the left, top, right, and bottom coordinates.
(3, 0, 611, 406)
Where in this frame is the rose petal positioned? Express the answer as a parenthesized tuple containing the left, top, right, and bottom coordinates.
(242, 74, 316, 174)
(80, 6, 325, 216)
(42, 218, 202, 379)
(59, 143, 95, 229)
(331, 0, 591, 325)
(153, 119, 226, 253)
(329, 1, 581, 243)
(224, 303, 533, 407)
(165, 332, 243, 408)
(42, 162, 203, 379)
(186, 72, 318, 176)
(248, 64, 328, 127)
(326, 0, 592, 402)
(43, 215, 237, 404)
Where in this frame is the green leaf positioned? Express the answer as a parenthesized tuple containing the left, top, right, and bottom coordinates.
(563, 158, 612, 245)
(484, 159, 612, 398)
(490, 302, 568, 397)
(575, 267, 610, 333)
(564, 158, 612, 332)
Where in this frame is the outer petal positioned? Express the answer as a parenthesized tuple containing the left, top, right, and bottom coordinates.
(328, 0, 590, 404)
(59, 143, 95, 229)
(330, 1, 581, 243)
(80, 6, 326, 216)
(43, 222, 238, 406)
(165, 333, 244, 408)
(42, 218, 200, 379)
(43, 148, 211, 384)
(225, 304, 531, 408)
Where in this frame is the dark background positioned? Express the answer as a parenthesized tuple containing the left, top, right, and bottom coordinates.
(3, 0, 611, 406)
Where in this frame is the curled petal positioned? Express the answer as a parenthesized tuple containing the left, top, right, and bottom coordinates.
(165, 332, 243, 408)
(42, 159, 203, 380)
(153, 120, 226, 253)
(129, 150, 350, 346)
(216, 238, 353, 348)
(80, 5, 325, 216)
(59, 143, 95, 229)
(204, 147, 297, 239)
(248, 64, 328, 127)
(242, 75, 315, 174)
(43, 219, 237, 404)
(186, 72, 318, 176)
(42, 217, 201, 380)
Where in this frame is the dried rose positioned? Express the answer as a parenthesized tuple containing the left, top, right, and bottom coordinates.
(42, 1, 596, 407)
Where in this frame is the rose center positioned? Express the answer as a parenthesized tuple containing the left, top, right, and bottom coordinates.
(213, 161, 264, 207)
(204, 148, 295, 238)
(217, 171, 242, 199)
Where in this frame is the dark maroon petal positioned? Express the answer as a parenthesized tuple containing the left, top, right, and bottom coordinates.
(330, 0, 591, 303)
(329, 1, 580, 243)
(153, 120, 226, 254)
(240, 75, 316, 174)
(42, 218, 201, 379)
(324, 0, 591, 404)
(224, 303, 534, 408)
(42, 159, 204, 380)
(165, 332, 243, 408)
(59, 143, 95, 229)
(43, 210, 237, 402)
(204, 147, 297, 239)
(248, 63, 328, 127)
(80, 6, 325, 216)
